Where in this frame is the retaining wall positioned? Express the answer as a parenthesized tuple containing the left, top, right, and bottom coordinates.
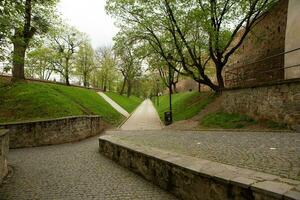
(99, 135, 300, 200)
(222, 79, 300, 131)
(0, 129, 9, 184)
(0, 116, 105, 148)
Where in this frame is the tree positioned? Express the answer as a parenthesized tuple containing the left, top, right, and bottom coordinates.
(50, 24, 82, 85)
(2, 0, 59, 79)
(94, 46, 119, 92)
(148, 56, 181, 94)
(25, 47, 55, 80)
(106, 0, 278, 92)
(114, 35, 142, 97)
(76, 38, 95, 87)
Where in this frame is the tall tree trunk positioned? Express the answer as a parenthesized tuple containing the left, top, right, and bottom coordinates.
(12, 39, 26, 79)
(12, 0, 35, 80)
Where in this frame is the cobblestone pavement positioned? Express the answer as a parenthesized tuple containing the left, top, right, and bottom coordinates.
(120, 99, 163, 130)
(110, 130, 300, 180)
(0, 136, 176, 200)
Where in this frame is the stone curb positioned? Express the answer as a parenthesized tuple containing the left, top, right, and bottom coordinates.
(99, 135, 300, 200)
(164, 127, 295, 133)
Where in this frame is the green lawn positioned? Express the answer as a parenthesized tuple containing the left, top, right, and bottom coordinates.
(153, 91, 216, 121)
(200, 111, 288, 130)
(200, 112, 257, 129)
(105, 92, 142, 113)
(0, 79, 124, 125)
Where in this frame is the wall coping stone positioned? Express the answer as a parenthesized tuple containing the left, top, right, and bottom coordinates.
(224, 77, 300, 91)
(99, 135, 300, 200)
(0, 115, 101, 126)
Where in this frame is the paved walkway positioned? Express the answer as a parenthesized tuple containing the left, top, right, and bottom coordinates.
(0, 136, 176, 199)
(98, 92, 130, 117)
(111, 130, 300, 181)
(120, 99, 163, 130)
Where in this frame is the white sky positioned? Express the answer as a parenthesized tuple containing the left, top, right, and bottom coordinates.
(57, 0, 119, 49)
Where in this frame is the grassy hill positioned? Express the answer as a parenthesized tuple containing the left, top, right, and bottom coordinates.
(105, 92, 142, 113)
(153, 91, 216, 122)
(0, 78, 124, 125)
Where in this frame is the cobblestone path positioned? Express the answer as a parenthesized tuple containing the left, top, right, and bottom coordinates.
(120, 99, 163, 130)
(110, 130, 300, 181)
(0, 136, 176, 200)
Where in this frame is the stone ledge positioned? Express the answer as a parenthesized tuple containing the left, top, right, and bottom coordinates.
(99, 135, 300, 200)
(0, 115, 101, 126)
(1, 116, 105, 148)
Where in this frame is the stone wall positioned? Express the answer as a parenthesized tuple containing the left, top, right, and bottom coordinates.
(99, 135, 300, 200)
(222, 80, 300, 131)
(0, 116, 105, 148)
(0, 129, 9, 184)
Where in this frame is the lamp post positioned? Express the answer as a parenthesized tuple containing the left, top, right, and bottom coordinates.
(166, 54, 173, 125)
(156, 79, 160, 106)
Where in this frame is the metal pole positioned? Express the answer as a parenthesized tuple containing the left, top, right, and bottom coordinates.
(157, 80, 159, 106)
(169, 64, 173, 123)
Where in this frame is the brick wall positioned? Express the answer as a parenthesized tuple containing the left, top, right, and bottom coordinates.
(225, 0, 288, 88)
(0, 116, 105, 148)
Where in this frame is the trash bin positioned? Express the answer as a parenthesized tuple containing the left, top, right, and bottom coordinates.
(164, 111, 173, 125)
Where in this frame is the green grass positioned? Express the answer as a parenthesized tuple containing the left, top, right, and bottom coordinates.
(105, 92, 142, 113)
(0, 79, 124, 125)
(153, 91, 216, 121)
(201, 112, 257, 129)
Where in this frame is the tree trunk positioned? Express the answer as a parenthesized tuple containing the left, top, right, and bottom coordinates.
(216, 65, 225, 92)
(12, 39, 26, 79)
(127, 80, 132, 97)
(65, 75, 70, 86)
(65, 59, 70, 86)
(12, 0, 35, 80)
(172, 82, 177, 93)
(120, 78, 126, 95)
(83, 72, 88, 87)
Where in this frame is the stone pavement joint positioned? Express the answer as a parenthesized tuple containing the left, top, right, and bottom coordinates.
(98, 92, 130, 117)
(120, 99, 163, 130)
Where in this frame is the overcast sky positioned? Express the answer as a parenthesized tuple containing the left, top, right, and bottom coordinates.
(57, 0, 119, 49)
